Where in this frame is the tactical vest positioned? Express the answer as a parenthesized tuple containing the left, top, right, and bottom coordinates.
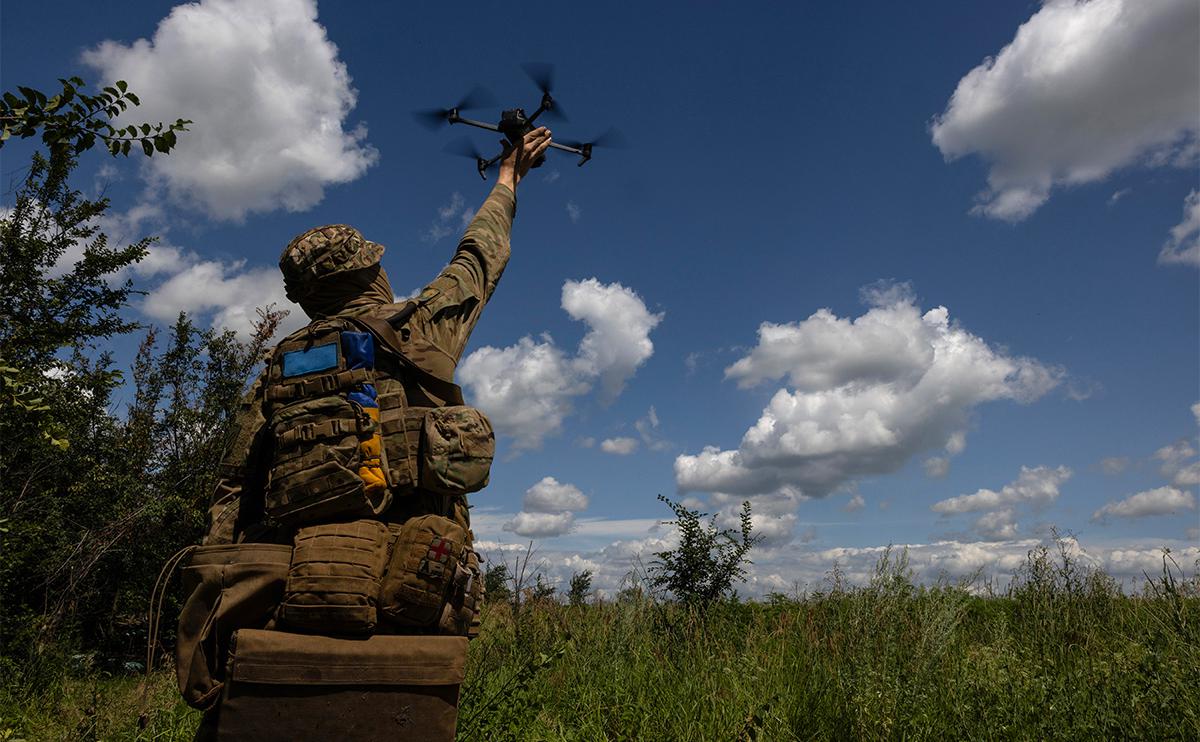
(259, 302, 491, 637)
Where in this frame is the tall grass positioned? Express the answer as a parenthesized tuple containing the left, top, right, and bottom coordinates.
(3, 545, 1196, 740)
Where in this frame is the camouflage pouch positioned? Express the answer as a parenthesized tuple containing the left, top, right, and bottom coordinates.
(419, 406, 494, 496)
(278, 519, 390, 635)
(379, 515, 468, 628)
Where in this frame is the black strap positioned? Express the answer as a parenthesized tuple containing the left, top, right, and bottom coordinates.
(349, 307, 465, 406)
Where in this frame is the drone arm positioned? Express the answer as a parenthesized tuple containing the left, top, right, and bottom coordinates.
(449, 113, 502, 133)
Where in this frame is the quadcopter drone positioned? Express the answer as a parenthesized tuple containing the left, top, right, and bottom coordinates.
(414, 63, 624, 179)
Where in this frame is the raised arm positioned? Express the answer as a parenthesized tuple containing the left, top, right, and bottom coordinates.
(413, 127, 552, 363)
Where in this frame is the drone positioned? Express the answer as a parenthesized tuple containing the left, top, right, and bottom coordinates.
(414, 63, 624, 179)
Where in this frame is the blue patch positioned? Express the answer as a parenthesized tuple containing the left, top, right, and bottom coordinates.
(341, 331, 375, 370)
(282, 342, 339, 378)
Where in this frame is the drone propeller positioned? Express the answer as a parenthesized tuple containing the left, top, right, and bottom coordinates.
(560, 127, 629, 151)
(521, 62, 569, 122)
(443, 136, 507, 179)
(413, 85, 497, 130)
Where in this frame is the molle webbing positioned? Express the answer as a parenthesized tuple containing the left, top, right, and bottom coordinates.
(275, 418, 366, 448)
(267, 368, 373, 402)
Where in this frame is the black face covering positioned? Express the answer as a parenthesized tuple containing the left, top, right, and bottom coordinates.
(298, 265, 395, 319)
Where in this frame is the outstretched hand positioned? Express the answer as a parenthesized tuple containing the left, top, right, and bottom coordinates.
(497, 127, 552, 190)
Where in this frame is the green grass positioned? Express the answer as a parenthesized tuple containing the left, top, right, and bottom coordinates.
(3, 546, 1197, 740)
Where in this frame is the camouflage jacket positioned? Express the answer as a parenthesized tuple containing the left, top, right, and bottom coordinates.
(205, 184, 515, 544)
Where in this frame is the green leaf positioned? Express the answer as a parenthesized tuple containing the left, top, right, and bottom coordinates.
(153, 134, 170, 154)
(116, 80, 128, 93)
(3, 92, 22, 108)
(103, 86, 119, 98)
(140, 123, 151, 136)
(163, 129, 177, 149)
(122, 139, 131, 157)
(141, 139, 153, 156)
(125, 92, 140, 106)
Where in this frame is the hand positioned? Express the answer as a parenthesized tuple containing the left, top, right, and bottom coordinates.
(497, 126, 552, 190)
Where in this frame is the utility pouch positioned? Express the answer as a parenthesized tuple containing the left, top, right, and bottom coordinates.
(174, 543, 292, 711)
(218, 629, 467, 742)
(438, 547, 483, 637)
(278, 519, 390, 635)
(379, 515, 469, 629)
(419, 406, 495, 496)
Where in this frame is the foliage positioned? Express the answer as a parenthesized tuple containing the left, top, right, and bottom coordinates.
(567, 570, 593, 606)
(483, 563, 513, 605)
(0, 103, 284, 676)
(1, 77, 189, 157)
(9, 547, 1195, 740)
(649, 494, 762, 607)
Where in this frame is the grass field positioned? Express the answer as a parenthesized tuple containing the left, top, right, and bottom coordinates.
(2, 545, 1196, 740)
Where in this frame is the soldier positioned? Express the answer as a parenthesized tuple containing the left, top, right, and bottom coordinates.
(176, 127, 554, 740)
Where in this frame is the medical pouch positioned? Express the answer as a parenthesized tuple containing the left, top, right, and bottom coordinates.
(379, 515, 469, 629)
(278, 519, 390, 635)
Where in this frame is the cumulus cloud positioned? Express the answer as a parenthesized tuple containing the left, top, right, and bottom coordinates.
(930, 0, 1199, 221)
(83, 0, 377, 221)
(675, 285, 1063, 498)
(504, 477, 589, 538)
(1092, 486, 1196, 522)
(522, 477, 589, 513)
(140, 257, 304, 338)
(504, 512, 576, 539)
(974, 509, 1019, 541)
(843, 494, 865, 512)
(634, 406, 671, 452)
(932, 466, 1072, 515)
(1155, 439, 1200, 488)
(460, 279, 662, 449)
(923, 457, 950, 479)
(600, 437, 639, 455)
(1159, 190, 1200, 267)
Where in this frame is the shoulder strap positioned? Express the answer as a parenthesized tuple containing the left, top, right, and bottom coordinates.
(349, 307, 465, 406)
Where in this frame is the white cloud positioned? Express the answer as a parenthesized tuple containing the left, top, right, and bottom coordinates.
(1154, 438, 1200, 487)
(521, 477, 589, 514)
(675, 286, 1062, 498)
(1092, 486, 1196, 522)
(1192, 402, 1200, 426)
(504, 511, 576, 538)
(566, 201, 582, 223)
(83, 0, 377, 221)
(1159, 190, 1200, 267)
(140, 258, 304, 338)
(458, 336, 587, 450)
(974, 509, 1019, 541)
(503, 477, 589, 538)
(933, 466, 1072, 515)
(843, 494, 865, 512)
(460, 279, 661, 449)
(563, 278, 664, 401)
(930, 0, 1199, 221)
(600, 437, 639, 455)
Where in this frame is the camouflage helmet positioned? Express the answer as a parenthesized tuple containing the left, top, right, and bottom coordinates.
(279, 224, 385, 302)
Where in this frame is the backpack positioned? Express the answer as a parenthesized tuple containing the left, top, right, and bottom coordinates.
(261, 305, 496, 527)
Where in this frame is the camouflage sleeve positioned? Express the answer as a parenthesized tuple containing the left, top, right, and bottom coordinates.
(413, 183, 515, 363)
(203, 371, 270, 545)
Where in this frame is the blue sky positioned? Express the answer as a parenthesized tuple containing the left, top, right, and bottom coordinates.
(3, 0, 1197, 594)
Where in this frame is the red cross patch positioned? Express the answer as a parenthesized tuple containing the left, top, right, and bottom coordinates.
(427, 538, 453, 563)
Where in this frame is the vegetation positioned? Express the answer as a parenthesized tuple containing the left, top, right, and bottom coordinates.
(2, 544, 1197, 740)
(650, 494, 761, 607)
